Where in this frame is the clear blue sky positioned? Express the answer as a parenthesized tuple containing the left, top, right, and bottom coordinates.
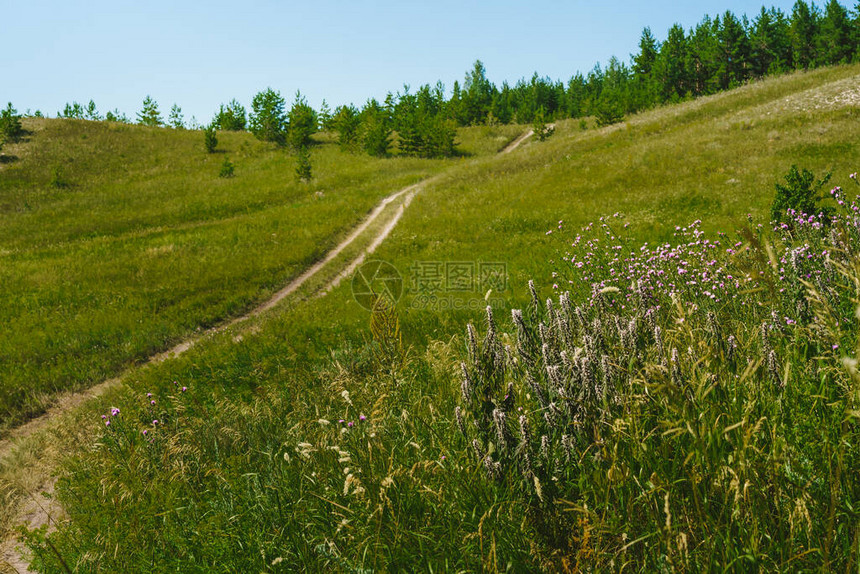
(3, 0, 801, 123)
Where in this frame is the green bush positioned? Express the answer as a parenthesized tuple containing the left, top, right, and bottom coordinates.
(219, 157, 234, 178)
(770, 164, 832, 224)
(295, 146, 311, 182)
(203, 124, 218, 153)
(0, 102, 24, 142)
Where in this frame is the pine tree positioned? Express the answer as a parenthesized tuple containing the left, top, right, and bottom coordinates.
(249, 88, 287, 145)
(287, 91, 317, 150)
(62, 102, 85, 119)
(168, 104, 185, 129)
(85, 100, 101, 121)
(204, 124, 218, 153)
(362, 114, 392, 157)
(687, 16, 720, 96)
(532, 106, 555, 141)
(214, 100, 247, 131)
(0, 103, 23, 143)
(632, 27, 660, 108)
(715, 11, 751, 90)
(818, 0, 853, 64)
(219, 157, 235, 178)
(318, 99, 333, 131)
(853, 2, 860, 60)
(750, 7, 792, 76)
(333, 105, 361, 151)
(137, 96, 163, 127)
(462, 60, 495, 125)
(490, 82, 514, 124)
(105, 109, 130, 123)
(566, 74, 587, 118)
(295, 145, 312, 182)
(655, 24, 689, 101)
(791, 0, 820, 69)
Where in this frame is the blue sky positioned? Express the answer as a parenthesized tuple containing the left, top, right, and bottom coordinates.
(2, 0, 802, 123)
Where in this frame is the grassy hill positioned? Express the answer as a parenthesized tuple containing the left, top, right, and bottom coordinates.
(0, 120, 522, 432)
(3, 64, 860, 572)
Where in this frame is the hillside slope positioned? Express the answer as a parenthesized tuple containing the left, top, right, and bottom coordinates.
(3, 64, 860, 572)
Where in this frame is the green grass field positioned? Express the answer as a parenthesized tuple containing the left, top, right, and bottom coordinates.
(0, 120, 478, 432)
(3, 64, 860, 572)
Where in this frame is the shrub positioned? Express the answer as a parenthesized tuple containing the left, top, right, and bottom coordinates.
(770, 164, 832, 224)
(532, 106, 555, 141)
(49, 165, 69, 188)
(0, 103, 24, 142)
(203, 124, 218, 153)
(295, 145, 311, 182)
(219, 157, 234, 178)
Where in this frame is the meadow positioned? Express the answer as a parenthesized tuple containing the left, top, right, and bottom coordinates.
(4, 64, 860, 572)
(0, 120, 473, 432)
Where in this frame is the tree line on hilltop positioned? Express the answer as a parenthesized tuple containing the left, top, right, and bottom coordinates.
(13, 0, 860, 158)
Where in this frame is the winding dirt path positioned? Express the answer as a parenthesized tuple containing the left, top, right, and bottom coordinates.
(0, 129, 534, 572)
(501, 128, 534, 154)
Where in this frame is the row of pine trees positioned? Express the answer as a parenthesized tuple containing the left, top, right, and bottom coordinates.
(41, 0, 860, 157)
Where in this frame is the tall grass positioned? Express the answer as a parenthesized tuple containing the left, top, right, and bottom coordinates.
(24, 173, 860, 571)
(11, 66, 860, 572)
